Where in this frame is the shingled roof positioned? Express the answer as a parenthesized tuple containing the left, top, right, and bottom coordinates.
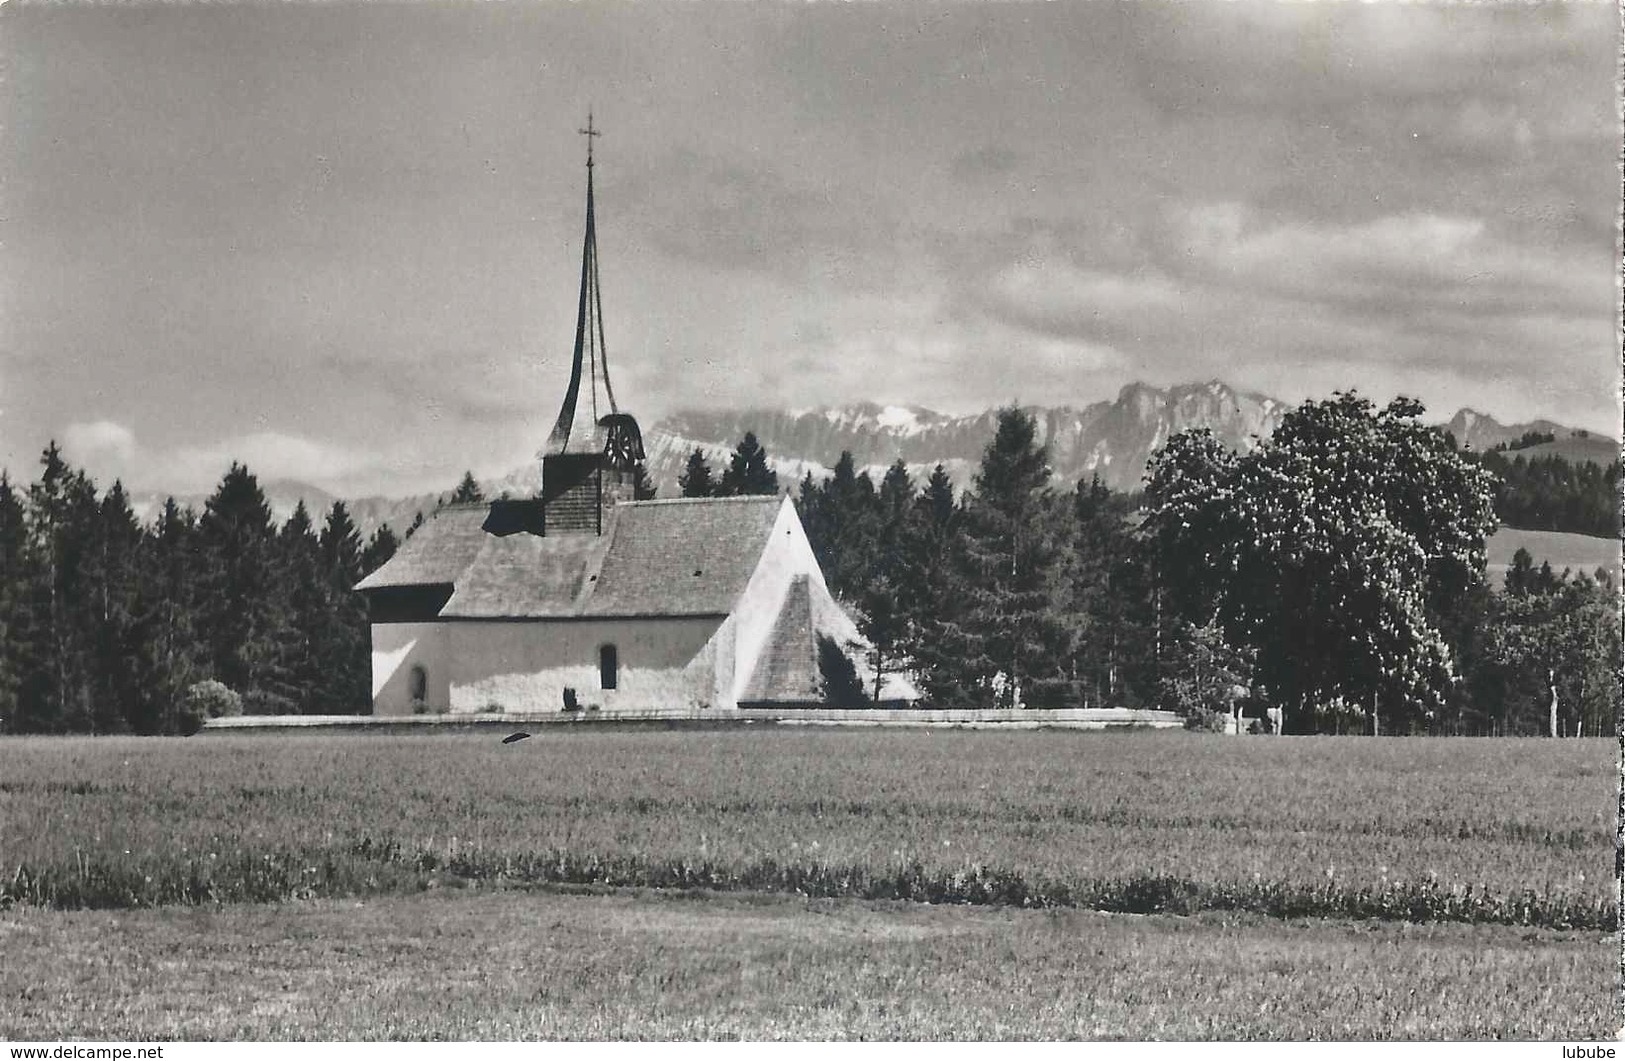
(353, 505, 490, 591)
(587, 496, 783, 617)
(355, 495, 786, 620)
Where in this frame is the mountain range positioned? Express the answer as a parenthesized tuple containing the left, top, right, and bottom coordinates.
(131, 381, 1617, 535)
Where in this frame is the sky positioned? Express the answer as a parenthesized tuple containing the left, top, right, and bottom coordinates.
(2, 1, 1619, 498)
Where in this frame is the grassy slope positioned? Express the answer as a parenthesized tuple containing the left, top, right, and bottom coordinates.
(1510, 436, 1619, 467)
(1, 888, 1612, 1041)
(1485, 527, 1619, 585)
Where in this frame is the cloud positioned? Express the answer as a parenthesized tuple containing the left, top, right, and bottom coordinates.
(58, 421, 388, 496)
(63, 420, 138, 467)
(1165, 204, 1611, 322)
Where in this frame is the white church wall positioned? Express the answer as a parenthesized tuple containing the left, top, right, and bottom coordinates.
(444, 616, 724, 714)
(371, 622, 451, 716)
(727, 498, 830, 705)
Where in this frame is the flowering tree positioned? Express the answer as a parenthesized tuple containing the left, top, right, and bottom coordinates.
(1143, 394, 1498, 734)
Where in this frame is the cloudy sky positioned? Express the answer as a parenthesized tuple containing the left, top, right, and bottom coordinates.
(2, 1, 1617, 497)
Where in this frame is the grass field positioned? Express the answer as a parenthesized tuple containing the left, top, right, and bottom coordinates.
(2, 888, 1612, 1040)
(2, 729, 1613, 926)
(1485, 526, 1619, 586)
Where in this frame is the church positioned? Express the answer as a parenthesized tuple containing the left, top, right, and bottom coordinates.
(356, 121, 888, 717)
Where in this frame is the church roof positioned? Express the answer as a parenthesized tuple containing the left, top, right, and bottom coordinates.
(589, 496, 784, 617)
(356, 495, 786, 620)
(353, 505, 491, 591)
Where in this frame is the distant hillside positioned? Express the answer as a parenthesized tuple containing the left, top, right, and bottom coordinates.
(1485, 527, 1619, 589)
(1501, 435, 1619, 466)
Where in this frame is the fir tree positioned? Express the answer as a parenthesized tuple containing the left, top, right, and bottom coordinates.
(23, 444, 102, 732)
(134, 499, 207, 734)
(632, 462, 658, 501)
(718, 433, 779, 497)
(679, 449, 717, 498)
(270, 501, 323, 714)
(315, 502, 369, 713)
(196, 463, 287, 701)
(87, 481, 143, 733)
(360, 524, 400, 578)
(0, 474, 30, 732)
(450, 471, 484, 505)
(924, 409, 1066, 708)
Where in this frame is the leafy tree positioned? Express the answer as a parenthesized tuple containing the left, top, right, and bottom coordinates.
(1157, 618, 1254, 725)
(1143, 394, 1499, 734)
(450, 471, 484, 505)
(678, 449, 717, 498)
(1480, 573, 1620, 737)
(718, 433, 780, 497)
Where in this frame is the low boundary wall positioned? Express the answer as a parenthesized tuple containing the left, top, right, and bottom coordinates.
(201, 706, 1184, 734)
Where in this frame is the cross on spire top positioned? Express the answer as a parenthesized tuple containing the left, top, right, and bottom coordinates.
(579, 111, 600, 167)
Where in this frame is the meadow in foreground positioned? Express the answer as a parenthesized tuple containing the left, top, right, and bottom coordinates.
(1, 888, 1612, 1040)
(0, 728, 1612, 927)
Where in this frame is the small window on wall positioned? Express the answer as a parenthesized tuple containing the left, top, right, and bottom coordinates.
(599, 644, 618, 691)
(409, 665, 428, 703)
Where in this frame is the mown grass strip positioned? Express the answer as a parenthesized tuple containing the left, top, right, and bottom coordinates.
(6, 841, 1614, 931)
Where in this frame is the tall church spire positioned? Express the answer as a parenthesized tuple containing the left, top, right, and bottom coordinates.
(537, 113, 644, 535)
(547, 111, 620, 454)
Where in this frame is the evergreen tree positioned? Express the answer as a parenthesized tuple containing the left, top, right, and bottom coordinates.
(86, 481, 143, 733)
(22, 444, 102, 732)
(810, 453, 882, 598)
(631, 462, 658, 501)
(679, 449, 717, 498)
(922, 410, 1066, 708)
(315, 501, 369, 714)
(0, 474, 30, 732)
(405, 511, 426, 540)
(1064, 474, 1156, 708)
(196, 464, 287, 701)
(450, 471, 484, 505)
(360, 524, 400, 578)
(905, 464, 964, 702)
(718, 433, 779, 497)
(855, 460, 919, 701)
(133, 498, 207, 734)
(272, 502, 324, 714)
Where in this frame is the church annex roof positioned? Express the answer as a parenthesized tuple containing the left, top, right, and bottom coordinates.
(355, 495, 786, 620)
(353, 505, 491, 592)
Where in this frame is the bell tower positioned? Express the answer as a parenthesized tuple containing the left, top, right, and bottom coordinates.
(540, 113, 645, 535)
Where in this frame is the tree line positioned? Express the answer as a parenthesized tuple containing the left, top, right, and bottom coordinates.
(769, 395, 1618, 735)
(3, 392, 1616, 736)
(1476, 448, 1618, 539)
(0, 445, 399, 734)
